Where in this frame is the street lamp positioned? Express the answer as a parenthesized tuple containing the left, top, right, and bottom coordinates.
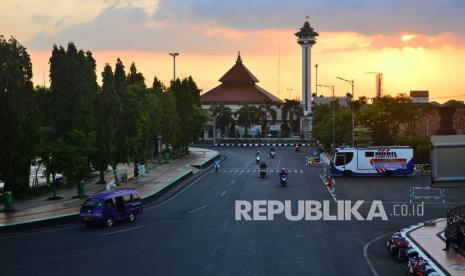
(315, 64, 318, 97)
(168, 52, 179, 82)
(336, 76, 355, 147)
(317, 84, 335, 147)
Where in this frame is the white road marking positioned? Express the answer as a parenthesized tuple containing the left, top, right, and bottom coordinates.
(300, 169, 304, 173)
(102, 225, 144, 236)
(220, 191, 227, 197)
(238, 169, 244, 175)
(246, 170, 250, 173)
(187, 204, 207, 214)
(363, 232, 390, 276)
(230, 180, 235, 185)
(319, 174, 337, 203)
(228, 170, 233, 173)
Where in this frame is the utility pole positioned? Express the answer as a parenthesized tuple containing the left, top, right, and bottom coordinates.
(337, 77, 355, 147)
(315, 64, 318, 97)
(168, 52, 179, 82)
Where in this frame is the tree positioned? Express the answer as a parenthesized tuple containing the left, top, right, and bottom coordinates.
(152, 76, 165, 96)
(256, 101, 278, 136)
(125, 84, 151, 176)
(0, 36, 40, 195)
(236, 104, 258, 138)
(127, 62, 146, 87)
(149, 76, 165, 157)
(210, 104, 233, 137)
(93, 64, 121, 184)
(113, 58, 129, 168)
(281, 99, 303, 134)
(159, 91, 180, 148)
(313, 107, 352, 147)
(171, 77, 207, 155)
(48, 42, 97, 196)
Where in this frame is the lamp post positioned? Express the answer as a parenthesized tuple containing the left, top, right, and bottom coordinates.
(317, 84, 335, 147)
(336, 76, 355, 147)
(315, 64, 318, 97)
(168, 52, 179, 82)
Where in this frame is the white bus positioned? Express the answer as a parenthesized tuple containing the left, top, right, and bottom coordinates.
(330, 146, 414, 176)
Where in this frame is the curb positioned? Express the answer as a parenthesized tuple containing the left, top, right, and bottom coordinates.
(0, 150, 219, 233)
(400, 218, 447, 275)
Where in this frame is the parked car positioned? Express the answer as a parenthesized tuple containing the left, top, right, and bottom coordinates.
(79, 189, 143, 227)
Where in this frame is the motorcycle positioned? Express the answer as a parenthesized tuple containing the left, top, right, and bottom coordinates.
(256, 156, 260, 164)
(214, 163, 220, 172)
(270, 151, 275, 159)
(387, 232, 418, 262)
(280, 174, 287, 186)
(406, 257, 439, 276)
(295, 145, 300, 153)
(260, 168, 267, 178)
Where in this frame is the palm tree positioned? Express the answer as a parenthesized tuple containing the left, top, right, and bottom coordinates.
(281, 99, 303, 134)
(210, 104, 233, 137)
(256, 101, 278, 137)
(236, 104, 259, 138)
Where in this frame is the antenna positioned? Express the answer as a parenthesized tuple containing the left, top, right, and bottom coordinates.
(278, 45, 280, 98)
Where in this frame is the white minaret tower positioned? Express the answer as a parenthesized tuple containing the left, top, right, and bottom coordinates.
(295, 17, 318, 138)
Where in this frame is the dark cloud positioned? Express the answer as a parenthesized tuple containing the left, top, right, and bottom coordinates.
(155, 0, 465, 35)
(25, 0, 465, 52)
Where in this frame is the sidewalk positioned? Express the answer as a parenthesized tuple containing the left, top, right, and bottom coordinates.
(0, 147, 218, 229)
(402, 218, 465, 276)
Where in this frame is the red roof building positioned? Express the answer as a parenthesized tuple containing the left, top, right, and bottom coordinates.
(201, 53, 282, 104)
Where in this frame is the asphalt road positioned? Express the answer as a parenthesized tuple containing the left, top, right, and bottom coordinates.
(1, 147, 465, 276)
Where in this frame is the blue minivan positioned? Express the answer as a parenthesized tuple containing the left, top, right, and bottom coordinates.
(79, 189, 143, 227)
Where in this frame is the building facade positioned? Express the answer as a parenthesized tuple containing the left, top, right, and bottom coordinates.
(200, 53, 285, 141)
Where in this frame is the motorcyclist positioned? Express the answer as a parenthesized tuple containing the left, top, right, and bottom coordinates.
(269, 147, 275, 157)
(295, 144, 300, 152)
(214, 157, 221, 171)
(279, 168, 288, 178)
(255, 151, 260, 157)
(260, 162, 267, 170)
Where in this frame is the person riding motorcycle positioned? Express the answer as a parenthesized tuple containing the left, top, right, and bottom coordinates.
(255, 151, 260, 163)
(259, 162, 267, 177)
(269, 148, 275, 158)
(214, 157, 221, 171)
(279, 168, 288, 178)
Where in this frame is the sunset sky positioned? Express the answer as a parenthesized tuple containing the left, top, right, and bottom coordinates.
(1, 0, 465, 102)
